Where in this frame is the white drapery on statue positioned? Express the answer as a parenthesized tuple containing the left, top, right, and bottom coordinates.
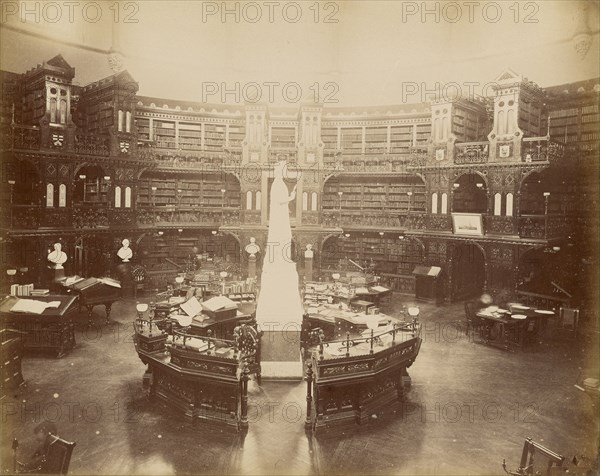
(255, 161, 304, 327)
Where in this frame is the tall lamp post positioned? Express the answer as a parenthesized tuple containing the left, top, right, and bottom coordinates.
(337, 191, 343, 227)
(104, 176, 111, 207)
(151, 186, 158, 224)
(221, 188, 226, 225)
(7, 180, 15, 228)
(543, 192, 551, 238)
(79, 174, 87, 203)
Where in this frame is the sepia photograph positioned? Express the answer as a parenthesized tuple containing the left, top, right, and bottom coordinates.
(0, 0, 599, 474)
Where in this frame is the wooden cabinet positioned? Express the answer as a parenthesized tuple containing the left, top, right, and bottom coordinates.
(0, 329, 25, 399)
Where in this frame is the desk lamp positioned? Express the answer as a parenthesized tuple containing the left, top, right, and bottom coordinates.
(407, 306, 420, 335)
(367, 314, 379, 354)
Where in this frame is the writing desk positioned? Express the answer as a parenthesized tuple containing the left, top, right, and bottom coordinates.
(476, 305, 554, 351)
(0, 295, 77, 357)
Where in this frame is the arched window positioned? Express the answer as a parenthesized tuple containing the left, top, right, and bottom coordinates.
(255, 191, 261, 210)
(114, 186, 122, 208)
(46, 183, 54, 207)
(507, 109, 515, 133)
(442, 117, 449, 139)
(118, 110, 124, 132)
(441, 193, 448, 214)
(126, 111, 132, 133)
(50, 98, 57, 123)
(246, 190, 253, 210)
(494, 193, 502, 216)
(431, 192, 438, 214)
(59, 184, 66, 207)
(498, 110, 506, 135)
(434, 118, 441, 140)
(506, 193, 514, 216)
(311, 192, 318, 211)
(302, 192, 308, 211)
(60, 100, 67, 124)
(124, 187, 132, 208)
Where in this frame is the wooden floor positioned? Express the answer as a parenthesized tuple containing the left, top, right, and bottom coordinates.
(1, 296, 598, 475)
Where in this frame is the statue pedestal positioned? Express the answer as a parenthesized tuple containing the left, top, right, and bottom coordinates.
(304, 256, 313, 282)
(259, 327, 303, 380)
(248, 255, 257, 279)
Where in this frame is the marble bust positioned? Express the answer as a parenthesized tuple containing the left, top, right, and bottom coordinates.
(47, 242, 67, 269)
(117, 239, 133, 262)
(304, 244, 314, 259)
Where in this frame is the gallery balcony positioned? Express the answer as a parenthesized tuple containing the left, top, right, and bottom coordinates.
(521, 137, 565, 163)
(138, 145, 242, 172)
(320, 210, 428, 231)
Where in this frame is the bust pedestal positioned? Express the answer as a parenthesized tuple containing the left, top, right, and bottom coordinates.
(248, 254, 257, 279)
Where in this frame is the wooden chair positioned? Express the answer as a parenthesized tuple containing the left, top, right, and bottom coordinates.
(234, 323, 262, 385)
(17, 435, 76, 474)
(42, 436, 76, 475)
(464, 301, 490, 342)
(132, 265, 147, 299)
(556, 307, 580, 339)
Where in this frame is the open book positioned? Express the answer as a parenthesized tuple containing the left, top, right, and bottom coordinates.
(10, 299, 61, 314)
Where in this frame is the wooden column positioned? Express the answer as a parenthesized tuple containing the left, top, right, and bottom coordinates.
(305, 362, 313, 430)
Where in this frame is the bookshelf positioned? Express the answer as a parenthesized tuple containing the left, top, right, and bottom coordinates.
(228, 124, 245, 148)
(415, 123, 431, 144)
(138, 232, 241, 289)
(452, 108, 486, 142)
(178, 123, 202, 151)
(321, 233, 424, 276)
(270, 127, 296, 149)
(322, 177, 427, 213)
(155, 120, 176, 149)
(340, 127, 363, 153)
(205, 123, 226, 150)
(518, 99, 544, 137)
(364, 126, 388, 154)
(321, 125, 339, 150)
(136, 117, 151, 142)
(136, 173, 241, 208)
(390, 125, 413, 153)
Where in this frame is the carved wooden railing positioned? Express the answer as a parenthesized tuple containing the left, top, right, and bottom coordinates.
(240, 210, 261, 225)
(136, 206, 241, 227)
(74, 134, 110, 156)
(138, 146, 243, 171)
(455, 141, 490, 164)
(484, 215, 517, 235)
(522, 137, 564, 163)
(321, 210, 427, 230)
(4, 125, 41, 151)
(518, 214, 570, 239)
(314, 321, 421, 365)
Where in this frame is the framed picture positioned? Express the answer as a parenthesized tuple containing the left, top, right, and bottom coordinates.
(452, 213, 484, 236)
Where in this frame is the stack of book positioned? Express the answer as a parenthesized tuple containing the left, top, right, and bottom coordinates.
(10, 283, 39, 297)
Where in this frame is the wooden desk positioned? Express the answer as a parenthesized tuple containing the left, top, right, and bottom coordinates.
(476, 306, 553, 351)
(62, 277, 121, 326)
(307, 322, 422, 435)
(134, 322, 255, 431)
(0, 295, 77, 357)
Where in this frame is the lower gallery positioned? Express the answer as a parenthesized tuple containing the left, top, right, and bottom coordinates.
(1, 5, 599, 475)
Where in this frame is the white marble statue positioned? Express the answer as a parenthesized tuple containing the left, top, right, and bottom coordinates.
(255, 160, 304, 327)
(117, 238, 133, 262)
(47, 242, 67, 269)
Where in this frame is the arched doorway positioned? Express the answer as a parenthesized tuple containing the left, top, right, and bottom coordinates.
(452, 173, 488, 214)
(451, 242, 486, 300)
